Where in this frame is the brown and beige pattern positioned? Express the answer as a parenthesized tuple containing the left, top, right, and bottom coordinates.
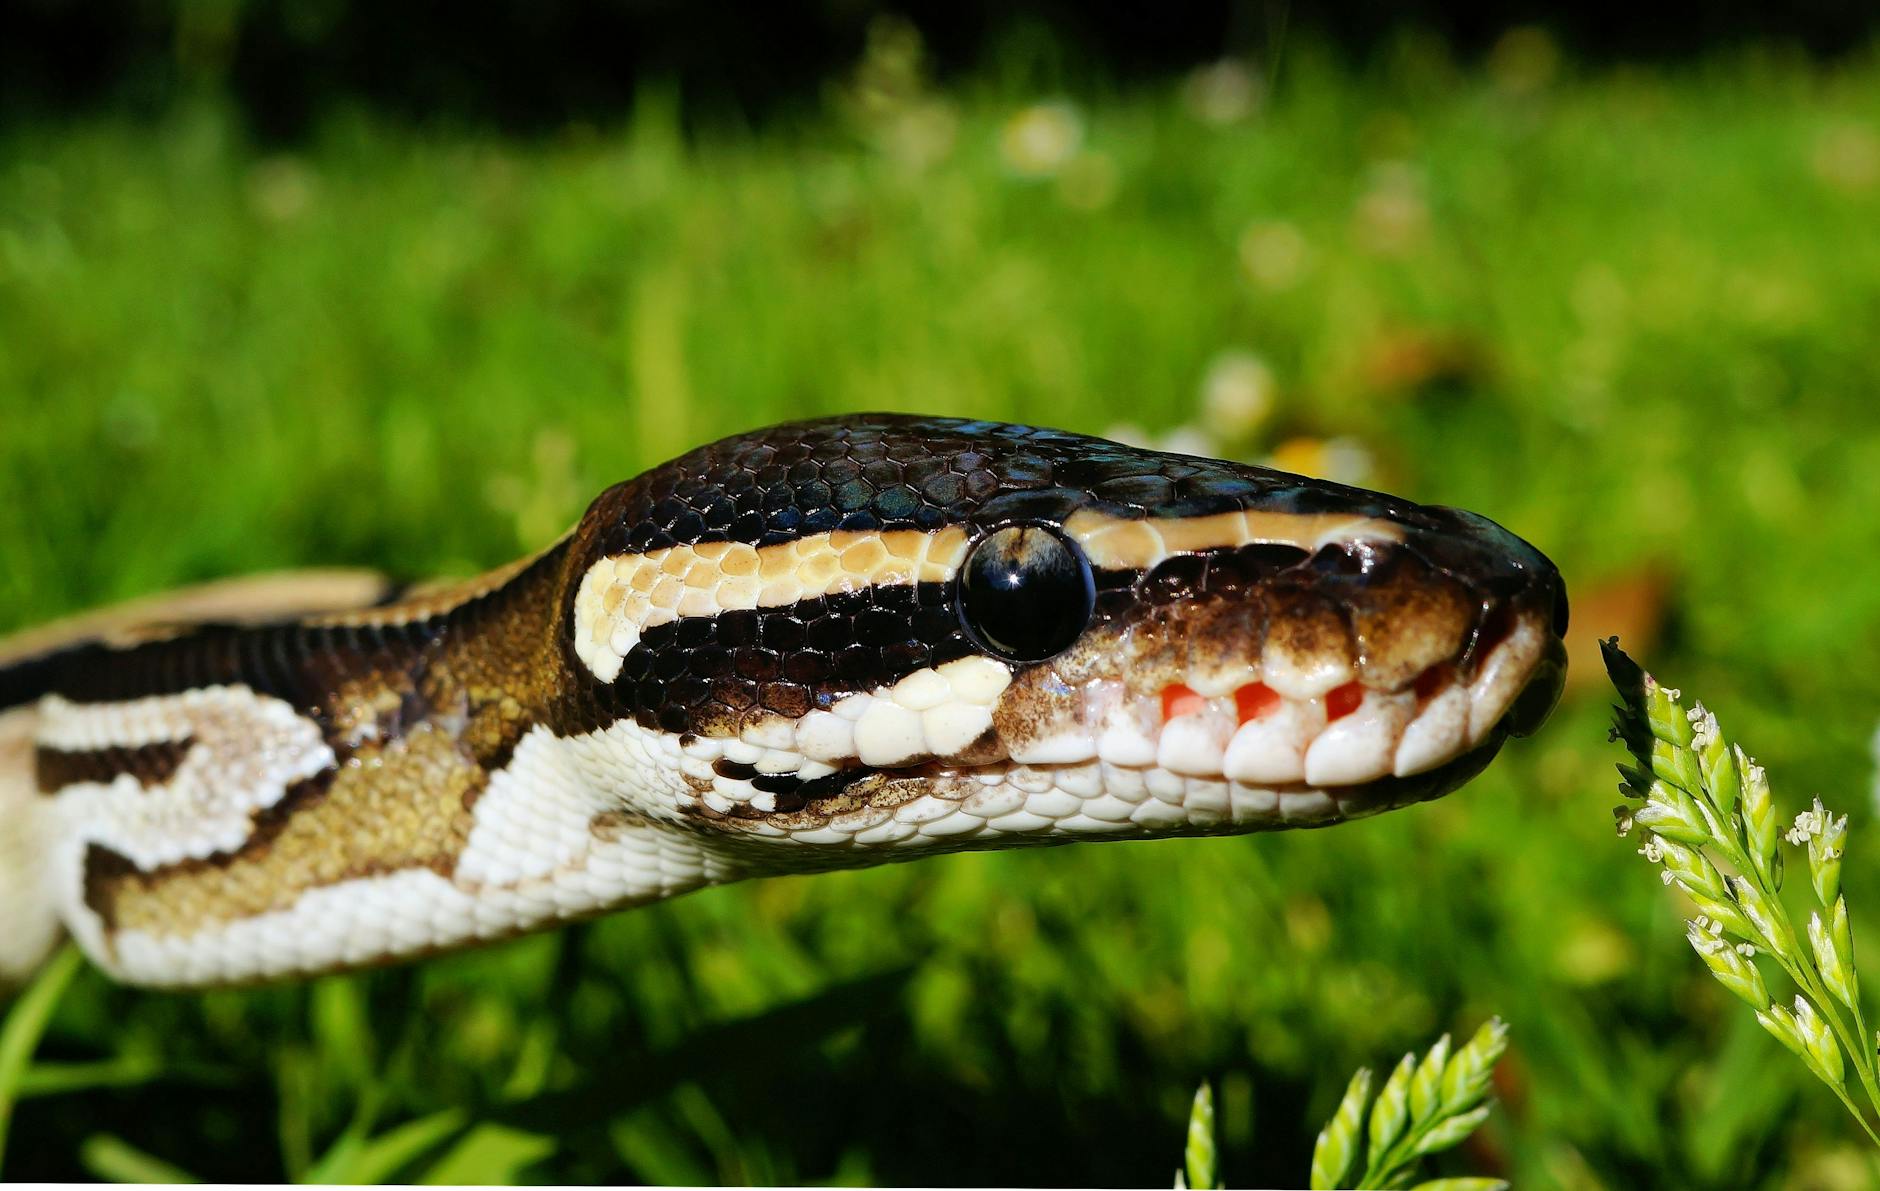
(0, 414, 1568, 987)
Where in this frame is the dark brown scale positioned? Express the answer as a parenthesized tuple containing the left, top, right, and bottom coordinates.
(1261, 587, 1357, 673)
(587, 414, 1316, 556)
(36, 738, 194, 794)
(1141, 554, 1210, 605)
(1325, 551, 1478, 692)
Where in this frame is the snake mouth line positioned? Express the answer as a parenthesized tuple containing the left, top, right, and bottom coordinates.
(691, 726, 1515, 842)
(680, 609, 1563, 841)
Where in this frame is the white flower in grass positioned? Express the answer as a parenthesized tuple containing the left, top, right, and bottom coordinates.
(1199, 351, 1275, 439)
(1238, 221, 1311, 290)
(1789, 799, 1827, 846)
(1000, 102, 1084, 177)
(1182, 60, 1262, 125)
(1688, 705, 1720, 753)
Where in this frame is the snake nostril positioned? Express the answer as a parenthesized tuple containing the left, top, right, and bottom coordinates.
(1551, 579, 1571, 638)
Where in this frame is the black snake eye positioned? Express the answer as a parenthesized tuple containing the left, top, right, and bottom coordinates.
(958, 524, 1095, 662)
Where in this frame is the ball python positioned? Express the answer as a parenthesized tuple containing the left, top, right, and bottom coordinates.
(0, 415, 1567, 988)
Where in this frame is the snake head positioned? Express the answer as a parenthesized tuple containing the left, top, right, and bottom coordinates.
(565, 414, 1567, 860)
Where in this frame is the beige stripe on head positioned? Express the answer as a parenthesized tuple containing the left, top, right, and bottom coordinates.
(573, 528, 972, 682)
(1063, 509, 1402, 570)
(570, 509, 1404, 685)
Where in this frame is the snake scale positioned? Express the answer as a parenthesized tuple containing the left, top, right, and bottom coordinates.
(0, 415, 1567, 988)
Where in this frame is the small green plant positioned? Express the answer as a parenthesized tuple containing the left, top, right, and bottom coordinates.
(1177, 1020, 1509, 1190)
(0, 945, 84, 1176)
(1173, 1082, 1221, 1189)
(1604, 638, 1880, 1147)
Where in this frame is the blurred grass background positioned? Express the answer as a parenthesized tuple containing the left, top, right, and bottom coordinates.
(4, 13, 1880, 1186)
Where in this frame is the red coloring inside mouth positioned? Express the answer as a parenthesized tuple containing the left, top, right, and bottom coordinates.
(1413, 665, 1448, 703)
(1326, 681, 1364, 721)
(1234, 682, 1280, 723)
(1162, 684, 1207, 721)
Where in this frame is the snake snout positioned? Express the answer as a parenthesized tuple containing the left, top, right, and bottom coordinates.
(1404, 505, 1569, 741)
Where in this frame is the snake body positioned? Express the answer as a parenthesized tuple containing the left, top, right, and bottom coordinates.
(0, 415, 1567, 987)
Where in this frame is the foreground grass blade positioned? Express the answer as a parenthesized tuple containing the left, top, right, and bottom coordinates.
(1174, 1081, 1220, 1190)
(0, 945, 84, 1175)
(1308, 1020, 1509, 1190)
(1604, 638, 1880, 1147)
(80, 1134, 201, 1183)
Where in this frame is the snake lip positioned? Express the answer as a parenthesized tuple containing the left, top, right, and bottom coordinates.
(1502, 634, 1567, 738)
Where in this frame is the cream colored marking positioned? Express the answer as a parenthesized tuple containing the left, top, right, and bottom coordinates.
(0, 708, 61, 984)
(574, 527, 971, 682)
(1062, 508, 1402, 570)
(572, 509, 1400, 684)
(39, 689, 334, 870)
(103, 818, 729, 987)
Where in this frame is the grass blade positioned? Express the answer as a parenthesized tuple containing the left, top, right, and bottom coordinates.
(80, 1133, 201, 1183)
(0, 945, 84, 1175)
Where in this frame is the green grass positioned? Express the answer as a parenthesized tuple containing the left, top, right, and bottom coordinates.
(4, 31, 1880, 1185)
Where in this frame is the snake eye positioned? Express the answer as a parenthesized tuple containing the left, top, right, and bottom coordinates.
(958, 524, 1095, 662)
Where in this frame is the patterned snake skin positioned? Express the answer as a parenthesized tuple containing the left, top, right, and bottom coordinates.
(0, 415, 1568, 987)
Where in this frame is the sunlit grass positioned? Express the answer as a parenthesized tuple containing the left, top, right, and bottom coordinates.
(3, 31, 1880, 1184)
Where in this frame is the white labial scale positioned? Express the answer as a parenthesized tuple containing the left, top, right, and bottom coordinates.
(854, 701, 926, 766)
(42, 688, 334, 871)
(788, 826, 855, 847)
(1010, 731, 1097, 765)
(720, 737, 764, 766)
(1127, 797, 1187, 829)
(1021, 789, 1082, 822)
(1227, 783, 1280, 820)
(1261, 640, 1355, 700)
(762, 658, 1013, 769)
(917, 810, 983, 839)
(923, 704, 993, 755)
(890, 668, 952, 711)
(1278, 790, 1339, 824)
(1097, 720, 1159, 768)
(893, 796, 958, 826)
(937, 655, 1012, 704)
(796, 711, 855, 762)
(1091, 680, 1160, 767)
(959, 785, 1028, 820)
(1145, 768, 1187, 805)
(1303, 689, 1415, 786)
(1467, 619, 1545, 743)
(852, 818, 919, 847)
(984, 809, 1056, 835)
(1079, 794, 1140, 824)
(1394, 684, 1469, 776)
(1223, 699, 1325, 784)
(1157, 705, 1236, 776)
(1098, 762, 1148, 801)
(754, 749, 803, 775)
(1053, 763, 1104, 798)
(741, 718, 796, 751)
(1181, 778, 1232, 822)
